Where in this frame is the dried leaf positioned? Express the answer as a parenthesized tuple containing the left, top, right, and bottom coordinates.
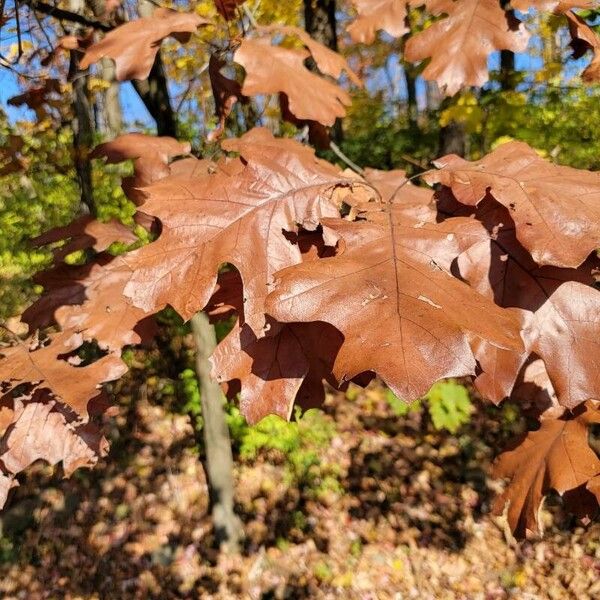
(347, 0, 411, 43)
(565, 10, 600, 82)
(121, 128, 376, 331)
(493, 402, 600, 537)
(80, 8, 210, 80)
(234, 26, 359, 126)
(451, 198, 600, 408)
(208, 55, 245, 141)
(212, 320, 343, 423)
(266, 196, 523, 400)
(91, 133, 191, 188)
(0, 390, 108, 509)
(427, 141, 600, 267)
(214, 0, 245, 20)
(0, 332, 126, 417)
(404, 0, 529, 96)
(33, 215, 138, 263)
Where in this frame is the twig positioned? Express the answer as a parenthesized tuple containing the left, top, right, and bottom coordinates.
(20, 0, 113, 32)
(242, 3, 258, 29)
(389, 171, 428, 201)
(329, 141, 364, 175)
(400, 153, 428, 170)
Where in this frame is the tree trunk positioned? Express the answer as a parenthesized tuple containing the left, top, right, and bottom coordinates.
(68, 0, 95, 214)
(132, 0, 177, 137)
(86, 0, 122, 137)
(304, 0, 337, 50)
(439, 119, 466, 157)
(191, 311, 243, 553)
(404, 66, 418, 130)
(100, 58, 123, 136)
(303, 0, 343, 142)
(499, 1, 515, 92)
(499, 50, 515, 91)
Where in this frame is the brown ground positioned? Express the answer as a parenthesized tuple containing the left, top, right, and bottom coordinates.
(0, 363, 598, 599)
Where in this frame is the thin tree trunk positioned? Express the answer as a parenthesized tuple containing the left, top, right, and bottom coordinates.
(499, 1, 515, 92)
(499, 50, 515, 91)
(438, 93, 467, 158)
(100, 58, 123, 136)
(191, 311, 243, 553)
(405, 66, 418, 130)
(86, 0, 122, 137)
(439, 119, 466, 157)
(132, 0, 177, 137)
(304, 0, 338, 50)
(69, 0, 95, 214)
(303, 0, 343, 142)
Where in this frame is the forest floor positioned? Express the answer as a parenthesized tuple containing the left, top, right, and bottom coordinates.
(0, 348, 599, 600)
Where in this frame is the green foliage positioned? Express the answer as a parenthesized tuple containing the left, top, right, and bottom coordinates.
(230, 408, 341, 494)
(0, 535, 16, 564)
(385, 380, 473, 434)
(425, 380, 473, 434)
(384, 388, 421, 416)
(336, 89, 439, 173)
(0, 114, 141, 320)
(179, 368, 203, 431)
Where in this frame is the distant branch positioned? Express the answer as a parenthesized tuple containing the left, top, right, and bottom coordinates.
(20, 0, 113, 32)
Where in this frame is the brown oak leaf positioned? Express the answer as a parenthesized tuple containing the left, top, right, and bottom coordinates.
(448, 197, 600, 408)
(0, 390, 108, 509)
(91, 133, 191, 188)
(347, 0, 412, 43)
(210, 241, 342, 423)
(80, 8, 210, 80)
(265, 198, 523, 401)
(207, 55, 245, 141)
(492, 402, 600, 537)
(565, 10, 600, 82)
(33, 215, 138, 263)
(0, 332, 126, 416)
(212, 320, 343, 423)
(214, 0, 245, 20)
(121, 128, 377, 331)
(404, 0, 529, 96)
(234, 26, 360, 126)
(426, 141, 600, 268)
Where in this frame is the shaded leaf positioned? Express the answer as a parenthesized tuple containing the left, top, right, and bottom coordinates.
(427, 141, 600, 267)
(492, 402, 600, 537)
(0, 332, 125, 417)
(0, 390, 108, 509)
(266, 195, 523, 401)
(214, 0, 245, 20)
(565, 10, 600, 82)
(121, 128, 376, 330)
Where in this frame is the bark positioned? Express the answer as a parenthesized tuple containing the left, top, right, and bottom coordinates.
(499, 2, 515, 91)
(303, 0, 338, 51)
(303, 0, 343, 142)
(425, 80, 442, 113)
(499, 50, 515, 91)
(68, 0, 95, 215)
(439, 119, 466, 157)
(86, 0, 123, 137)
(191, 312, 243, 553)
(404, 66, 418, 130)
(100, 58, 123, 136)
(133, 0, 177, 137)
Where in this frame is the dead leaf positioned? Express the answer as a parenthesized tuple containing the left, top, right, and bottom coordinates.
(404, 0, 529, 96)
(80, 8, 210, 80)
